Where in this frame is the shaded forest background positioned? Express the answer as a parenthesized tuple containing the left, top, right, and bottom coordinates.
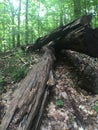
(0, 1, 98, 129)
(0, 0, 98, 52)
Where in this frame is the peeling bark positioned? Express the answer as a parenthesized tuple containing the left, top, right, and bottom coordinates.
(0, 47, 55, 130)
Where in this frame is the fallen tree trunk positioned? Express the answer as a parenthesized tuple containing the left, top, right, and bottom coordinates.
(25, 15, 92, 51)
(25, 14, 98, 58)
(1, 14, 98, 130)
(65, 50, 98, 94)
(0, 47, 55, 130)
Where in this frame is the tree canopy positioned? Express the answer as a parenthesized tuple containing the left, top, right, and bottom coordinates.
(0, 0, 98, 51)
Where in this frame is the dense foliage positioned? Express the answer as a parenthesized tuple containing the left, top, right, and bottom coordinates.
(0, 0, 98, 51)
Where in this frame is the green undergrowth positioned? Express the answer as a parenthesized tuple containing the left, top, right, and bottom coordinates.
(0, 75, 5, 93)
(0, 48, 39, 93)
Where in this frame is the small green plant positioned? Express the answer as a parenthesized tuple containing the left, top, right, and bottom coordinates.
(0, 76, 4, 85)
(55, 98, 63, 108)
(14, 48, 24, 59)
(12, 66, 27, 82)
(69, 115, 75, 124)
(0, 75, 4, 93)
(92, 102, 98, 113)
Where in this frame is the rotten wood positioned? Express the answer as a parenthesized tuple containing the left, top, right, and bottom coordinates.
(25, 14, 98, 58)
(22, 14, 97, 58)
(1, 14, 98, 130)
(0, 47, 55, 130)
(65, 50, 98, 94)
(25, 14, 92, 51)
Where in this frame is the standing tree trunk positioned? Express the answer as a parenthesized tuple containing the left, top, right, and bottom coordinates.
(25, 0, 29, 45)
(73, 0, 81, 17)
(59, 1, 64, 26)
(37, 0, 40, 37)
(8, 0, 16, 47)
(17, 0, 21, 47)
(84, 0, 87, 14)
(12, 15, 15, 47)
(2, 0, 6, 52)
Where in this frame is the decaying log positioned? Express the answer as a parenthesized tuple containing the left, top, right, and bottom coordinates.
(65, 50, 98, 94)
(25, 14, 98, 58)
(0, 47, 55, 130)
(1, 14, 98, 130)
(25, 15, 92, 51)
(53, 26, 98, 57)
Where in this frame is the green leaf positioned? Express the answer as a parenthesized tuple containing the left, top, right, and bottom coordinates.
(92, 103, 98, 113)
(56, 98, 63, 107)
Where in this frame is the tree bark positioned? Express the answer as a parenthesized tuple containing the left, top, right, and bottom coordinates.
(73, 0, 81, 17)
(0, 47, 55, 130)
(17, 0, 21, 47)
(1, 14, 98, 130)
(25, 0, 29, 44)
(65, 50, 98, 94)
(8, 0, 16, 47)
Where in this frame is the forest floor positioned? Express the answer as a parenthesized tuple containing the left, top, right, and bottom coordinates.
(0, 49, 98, 130)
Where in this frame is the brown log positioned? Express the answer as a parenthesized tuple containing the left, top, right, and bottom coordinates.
(1, 14, 98, 130)
(0, 47, 55, 130)
(65, 50, 98, 94)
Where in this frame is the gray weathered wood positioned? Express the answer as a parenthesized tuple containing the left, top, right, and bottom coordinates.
(65, 50, 98, 94)
(0, 47, 55, 130)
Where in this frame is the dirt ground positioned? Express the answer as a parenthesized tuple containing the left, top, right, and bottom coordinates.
(41, 52, 98, 130)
